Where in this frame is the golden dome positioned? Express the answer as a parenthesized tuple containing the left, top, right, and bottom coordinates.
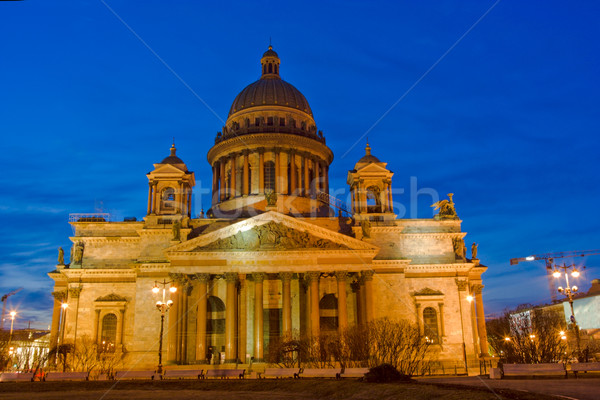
(228, 78, 312, 116)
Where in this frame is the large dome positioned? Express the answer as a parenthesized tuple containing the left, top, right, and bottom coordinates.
(228, 78, 312, 117)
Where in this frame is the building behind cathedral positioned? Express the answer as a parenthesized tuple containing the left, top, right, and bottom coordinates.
(49, 46, 488, 372)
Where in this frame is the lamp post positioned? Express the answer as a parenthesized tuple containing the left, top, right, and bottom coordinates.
(57, 303, 68, 369)
(152, 279, 177, 374)
(8, 311, 16, 345)
(552, 263, 582, 360)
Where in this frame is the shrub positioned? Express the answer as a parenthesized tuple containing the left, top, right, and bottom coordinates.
(365, 363, 413, 383)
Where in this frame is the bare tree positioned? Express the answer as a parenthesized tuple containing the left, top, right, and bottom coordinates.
(72, 336, 100, 374)
(487, 306, 568, 364)
(367, 318, 431, 376)
(97, 346, 126, 378)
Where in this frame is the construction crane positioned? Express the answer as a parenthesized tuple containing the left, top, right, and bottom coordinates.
(510, 250, 600, 302)
(1, 287, 23, 330)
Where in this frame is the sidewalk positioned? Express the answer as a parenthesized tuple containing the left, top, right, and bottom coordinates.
(419, 376, 600, 400)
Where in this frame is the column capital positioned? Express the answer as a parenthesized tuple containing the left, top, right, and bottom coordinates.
(306, 271, 321, 282)
(242, 149, 250, 156)
(361, 270, 374, 281)
(471, 283, 484, 294)
(455, 278, 468, 291)
(169, 272, 191, 286)
(68, 287, 82, 298)
(194, 273, 210, 283)
(252, 272, 266, 283)
(224, 272, 238, 283)
(335, 271, 349, 281)
(52, 290, 67, 302)
(278, 272, 293, 282)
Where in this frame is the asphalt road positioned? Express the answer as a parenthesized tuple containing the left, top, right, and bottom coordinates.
(420, 376, 600, 400)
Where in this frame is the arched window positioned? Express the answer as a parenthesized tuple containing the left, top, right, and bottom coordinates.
(263, 65, 267, 74)
(162, 187, 175, 210)
(274, 65, 278, 74)
(268, 63, 273, 73)
(101, 313, 118, 352)
(423, 307, 439, 344)
(366, 186, 382, 212)
(264, 161, 275, 192)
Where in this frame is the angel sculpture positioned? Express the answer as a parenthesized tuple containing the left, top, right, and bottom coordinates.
(431, 193, 458, 219)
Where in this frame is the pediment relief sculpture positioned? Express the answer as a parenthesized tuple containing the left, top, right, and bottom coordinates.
(95, 293, 128, 302)
(413, 287, 444, 296)
(194, 221, 348, 251)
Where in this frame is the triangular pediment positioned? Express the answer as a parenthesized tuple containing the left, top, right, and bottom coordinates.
(166, 211, 378, 254)
(149, 163, 189, 175)
(355, 162, 391, 174)
(194, 221, 348, 251)
(413, 287, 444, 296)
(95, 293, 127, 302)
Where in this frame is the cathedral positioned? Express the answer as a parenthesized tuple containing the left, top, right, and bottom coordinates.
(49, 46, 488, 371)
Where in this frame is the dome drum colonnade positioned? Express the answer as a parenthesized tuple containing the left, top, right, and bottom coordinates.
(165, 270, 376, 364)
(207, 46, 333, 215)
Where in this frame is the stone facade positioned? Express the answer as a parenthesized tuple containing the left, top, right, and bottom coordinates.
(48, 46, 488, 371)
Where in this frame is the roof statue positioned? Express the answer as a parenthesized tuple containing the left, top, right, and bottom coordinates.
(57, 247, 64, 265)
(431, 193, 459, 220)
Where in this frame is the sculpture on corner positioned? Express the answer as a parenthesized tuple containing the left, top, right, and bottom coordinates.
(72, 241, 84, 265)
(57, 247, 65, 265)
(265, 190, 277, 207)
(431, 193, 459, 220)
(172, 220, 181, 241)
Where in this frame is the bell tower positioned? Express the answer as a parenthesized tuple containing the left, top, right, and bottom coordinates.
(347, 143, 395, 223)
(146, 144, 195, 218)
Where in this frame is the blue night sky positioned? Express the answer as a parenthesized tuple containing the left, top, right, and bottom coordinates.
(1, 1, 599, 329)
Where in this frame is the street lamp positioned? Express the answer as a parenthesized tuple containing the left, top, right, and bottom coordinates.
(553, 263, 582, 360)
(56, 302, 69, 367)
(152, 279, 177, 374)
(8, 311, 17, 346)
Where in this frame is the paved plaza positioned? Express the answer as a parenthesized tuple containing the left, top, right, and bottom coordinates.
(420, 376, 600, 400)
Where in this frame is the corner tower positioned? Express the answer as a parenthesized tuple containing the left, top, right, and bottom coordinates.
(146, 144, 195, 220)
(347, 143, 395, 223)
(207, 46, 333, 216)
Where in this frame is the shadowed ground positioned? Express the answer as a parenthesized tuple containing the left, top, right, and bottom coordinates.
(420, 376, 600, 400)
(0, 379, 558, 400)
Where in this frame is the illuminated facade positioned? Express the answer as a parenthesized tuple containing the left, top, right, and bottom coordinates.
(49, 47, 488, 371)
